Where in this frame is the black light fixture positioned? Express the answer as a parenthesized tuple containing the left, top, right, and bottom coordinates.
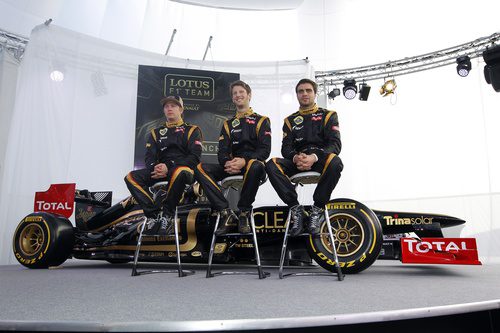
(483, 44, 500, 92)
(328, 87, 341, 100)
(343, 79, 357, 99)
(456, 55, 472, 77)
(358, 82, 371, 101)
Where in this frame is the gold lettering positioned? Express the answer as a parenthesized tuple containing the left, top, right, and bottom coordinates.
(274, 211, 285, 228)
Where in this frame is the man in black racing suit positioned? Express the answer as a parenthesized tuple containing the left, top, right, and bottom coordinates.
(266, 78, 343, 236)
(124, 95, 203, 235)
(195, 80, 271, 234)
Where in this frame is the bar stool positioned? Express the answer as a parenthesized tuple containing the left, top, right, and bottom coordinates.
(278, 171, 344, 281)
(131, 181, 195, 277)
(206, 175, 269, 279)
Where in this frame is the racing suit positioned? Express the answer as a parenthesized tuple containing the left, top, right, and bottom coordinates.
(125, 120, 203, 217)
(195, 108, 271, 212)
(265, 104, 343, 208)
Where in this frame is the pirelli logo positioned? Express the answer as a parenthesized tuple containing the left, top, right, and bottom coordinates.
(164, 74, 214, 101)
(326, 202, 356, 210)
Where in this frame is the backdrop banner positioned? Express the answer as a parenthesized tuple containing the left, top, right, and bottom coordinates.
(135, 66, 239, 167)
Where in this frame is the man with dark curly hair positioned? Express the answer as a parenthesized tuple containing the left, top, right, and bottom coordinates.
(195, 80, 271, 234)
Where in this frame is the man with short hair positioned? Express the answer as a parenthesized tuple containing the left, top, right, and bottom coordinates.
(125, 95, 203, 235)
(266, 78, 343, 236)
(195, 80, 271, 234)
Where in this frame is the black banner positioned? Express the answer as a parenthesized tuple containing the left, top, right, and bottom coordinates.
(134, 65, 240, 168)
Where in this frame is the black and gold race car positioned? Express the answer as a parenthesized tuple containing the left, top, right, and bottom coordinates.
(12, 183, 478, 274)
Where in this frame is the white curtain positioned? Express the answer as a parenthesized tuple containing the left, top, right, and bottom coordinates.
(0, 24, 311, 264)
(0, 49, 20, 192)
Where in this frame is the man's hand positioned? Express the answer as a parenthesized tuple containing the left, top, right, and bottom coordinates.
(224, 157, 246, 174)
(151, 163, 168, 179)
(293, 153, 317, 171)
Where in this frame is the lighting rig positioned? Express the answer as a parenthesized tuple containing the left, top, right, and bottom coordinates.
(317, 32, 500, 100)
(0, 29, 29, 62)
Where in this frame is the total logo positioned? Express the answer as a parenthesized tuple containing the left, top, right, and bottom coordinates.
(402, 238, 468, 253)
(383, 215, 433, 226)
(35, 200, 72, 211)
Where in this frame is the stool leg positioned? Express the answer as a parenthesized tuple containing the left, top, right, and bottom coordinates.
(206, 213, 220, 278)
(249, 208, 266, 279)
(324, 208, 344, 281)
(173, 207, 185, 277)
(278, 208, 292, 279)
(131, 217, 147, 276)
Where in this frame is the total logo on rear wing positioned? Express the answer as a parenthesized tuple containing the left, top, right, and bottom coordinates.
(401, 237, 481, 265)
(34, 183, 75, 218)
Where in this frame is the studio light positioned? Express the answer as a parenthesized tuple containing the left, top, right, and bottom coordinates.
(483, 44, 500, 92)
(380, 78, 396, 97)
(328, 88, 340, 100)
(456, 55, 471, 77)
(343, 79, 357, 99)
(49, 70, 64, 82)
(358, 82, 371, 101)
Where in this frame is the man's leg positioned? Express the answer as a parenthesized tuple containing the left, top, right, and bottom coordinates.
(194, 163, 228, 211)
(194, 163, 238, 235)
(265, 158, 304, 236)
(237, 159, 266, 233)
(163, 166, 194, 214)
(309, 154, 343, 235)
(124, 168, 158, 218)
(265, 158, 300, 206)
(157, 166, 194, 235)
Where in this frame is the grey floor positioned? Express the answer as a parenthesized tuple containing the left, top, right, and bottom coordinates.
(0, 259, 499, 331)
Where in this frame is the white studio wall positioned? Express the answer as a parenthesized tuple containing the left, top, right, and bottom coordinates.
(0, 24, 311, 265)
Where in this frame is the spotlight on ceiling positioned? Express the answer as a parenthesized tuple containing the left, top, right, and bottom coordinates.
(456, 55, 472, 77)
(380, 78, 396, 97)
(343, 79, 357, 100)
(328, 88, 341, 100)
(358, 82, 371, 101)
(483, 44, 500, 92)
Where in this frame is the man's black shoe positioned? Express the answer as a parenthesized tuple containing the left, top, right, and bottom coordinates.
(142, 217, 159, 235)
(309, 205, 324, 236)
(215, 208, 238, 235)
(238, 210, 252, 234)
(158, 215, 174, 236)
(288, 205, 304, 237)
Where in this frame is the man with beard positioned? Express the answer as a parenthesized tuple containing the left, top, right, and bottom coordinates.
(266, 78, 343, 236)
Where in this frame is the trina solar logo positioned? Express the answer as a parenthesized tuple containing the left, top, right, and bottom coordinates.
(383, 215, 433, 225)
(164, 74, 214, 101)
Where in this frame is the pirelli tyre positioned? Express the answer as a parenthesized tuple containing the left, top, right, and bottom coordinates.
(12, 212, 74, 269)
(306, 198, 383, 274)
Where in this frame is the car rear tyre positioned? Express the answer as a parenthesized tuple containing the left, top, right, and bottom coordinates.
(12, 212, 74, 269)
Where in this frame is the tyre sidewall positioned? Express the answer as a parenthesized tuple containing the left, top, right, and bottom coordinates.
(306, 198, 383, 274)
(13, 212, 74, 268)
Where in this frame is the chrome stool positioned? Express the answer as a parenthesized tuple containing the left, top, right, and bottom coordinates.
(131, 181, 195, 277)
(206, 175, 269, 279)
(278, 171, 343, 281)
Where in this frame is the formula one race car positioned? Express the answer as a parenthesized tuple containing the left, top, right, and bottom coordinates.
(12, 183, 481, 274)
